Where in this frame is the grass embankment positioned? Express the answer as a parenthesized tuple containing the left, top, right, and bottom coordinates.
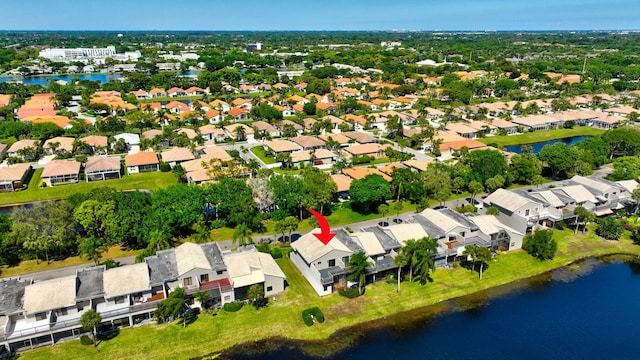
(478, 127, 606, 147)
(0, 168, 177, 206)
(20, 227, 640, 360)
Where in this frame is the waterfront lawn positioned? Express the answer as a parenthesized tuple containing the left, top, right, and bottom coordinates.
(21, 227, 640, 360)
(478, 127, 605, 147)
(0, 169, 177, 205)
(250, 146, 277, 164)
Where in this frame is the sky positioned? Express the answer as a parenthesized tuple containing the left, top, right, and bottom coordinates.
(2, 0, 639, 31)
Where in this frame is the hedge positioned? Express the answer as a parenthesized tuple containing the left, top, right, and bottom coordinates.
(338, 287, 362, 298)
(301, 307, 325, 326)
(80, 335, 93, 346)
(223, 302, 244, 312)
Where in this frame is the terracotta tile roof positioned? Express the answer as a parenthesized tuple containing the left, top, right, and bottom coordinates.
(198, 146, 233, 161)
(0, 163, 31, 182)
(343, 167, 392, 182)
(160, 147, 195, 163)
(41, 160, 81, 178)
(85, 156, 121, 173)
(330, 174, 352, 192)
(44, 136, 74, 152)
(228, 107, 248, 117)
(318, 133, 351, 145)
(263, 139, 301, 153)
(165, 101, 189, 113)
(439, 139, 487, 151)
(290, 135, 325, 149)
(344, 143, 390, 156)
(205, 109, 221, 118)
(175, 128, 198, 140)
(232, 98, 250, 106)
(22, 115, 73, 128)
(8, 139, 39, 153)
(125, 151, 159, 167)
(149, 88, 166, 95)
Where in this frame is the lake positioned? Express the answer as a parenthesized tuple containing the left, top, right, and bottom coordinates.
(505, 136, 588, 154)
(217, 256, 640, 360)
(0, 73, 124, 86)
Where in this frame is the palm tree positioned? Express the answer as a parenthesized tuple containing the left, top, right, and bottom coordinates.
(463, 244, 492, 279)
(346, 252, 372, 295)
(232, 223, 253, 246)
(573, 206, 595, 233)
(234, 125, 246, 141)
(400, 239, 419, 282)
(413, 237, 438, 285)
(393, 253, 409, 293)
(80, 309, 102, 348)
(193, 290, 210, 309)
(148, 229, 172, 252)
(378, 203, 389, 226)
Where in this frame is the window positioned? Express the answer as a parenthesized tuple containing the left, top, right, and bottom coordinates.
(35, 312, 47, 321)
(605, 193, 609, 199)
(224, 295, 231, 302)
(200, 274, 209, 283)
(525, 209, 530, 216)
(216, 271, 223, 275)
(342, 256, 349, 263)
(317, 261, 322, 265)
(184, 277, 193, 286)
(461, 231, 466, 237)
(266, 286, 273, 292)
(328, 259, 335, 267)
(115, 296, 125, 304)
(57, 308, 68, 316)
(511, 242, 515, 247)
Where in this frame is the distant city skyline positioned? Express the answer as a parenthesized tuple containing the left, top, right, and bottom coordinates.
(2, 0, 639, 31)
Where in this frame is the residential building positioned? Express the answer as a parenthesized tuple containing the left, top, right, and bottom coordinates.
(0, 163, 32, 191)
(222, 246, 287, 300)
(84, 156, 121, 182)
(40, 160, 81, 186)
(125, 152, 160, 173)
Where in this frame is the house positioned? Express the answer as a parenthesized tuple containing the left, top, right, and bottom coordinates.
(132, 89, 149, 100)
(21, 115, 75, 129)
(17, 93, 57, 119)
(7, 139, 40, 160)
(483, 188, 559, 233)
(277, 120, 304, 135)
(445, 122, 479, 139)
(40, 160, 81, 186)
(85, 156, 122, 182)
(511, 114, 561, 131)
(0, 163, 32, 191)
(209, 100, 231, 112)
(165, 101, 189, 114)
(113, 133, 140, 151)
(263, 139, 301, 155)
(470, 215, 525, 251)
(197, 146, 233, 162)
(290, 149, 337, 166)
(227, 107, 249, 122)
(174, 128, 198, 141)
(341, 131, 377, 144)
(79, 135, 109, 154)
(125, 152, 160, 173)
(222, 245, 287, 300)
(343, 143, 390, 159)
(43, 137, 74, 155)
(149, 88, 167, 98)
(318, 133, 352, 148)
(331, 173, 353, 195)
(0, 143, 6, 160)
(199, 125, 227, 142)
(185, 87, 205, 96)
(205, 109, 224, 123)
(489, 119, 519, 134)
(167, 87, 187, 97)
(252, 121, 281, 138)
(290, 229, 357, 296)
(290, 135, 325, 150)
(223, 123, 254, 141)
(160, 147, 195, 168)
(342, 167, 392, 182)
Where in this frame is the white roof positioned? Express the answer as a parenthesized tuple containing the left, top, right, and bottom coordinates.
(174, 242, 212, 276)
(103, 263, 150, 298)
(471, 215, 523, 236)
(291, 230, 352, 263)
(420, 208, 464, 233)
(385, 223, 429, 246)
(484, 188, 536, 213)
(570, 175, 615, 194)
(351, 232, 385, 256)
(536, 190, 566, 208)
(559, 185, 598, 204)
(114, 133, 140, 145)
(23, 276, 76, 314)
(616, 180, 639, 193)
(223, 250, 285, 288)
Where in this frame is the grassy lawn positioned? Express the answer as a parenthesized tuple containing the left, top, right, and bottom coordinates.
(20, 227, 640, 360)
(0, 245, 140, 278)
(0, 169, 177, 205)
(478, 127, 606, 147)
(250, 146, 277, 164)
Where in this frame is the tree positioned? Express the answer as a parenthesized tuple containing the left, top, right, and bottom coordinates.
(301, 167, 336, 215)
(79, 236, 106, 265)
(378, 203, 390, 226)
(393, 252, 409, 293)
(392, 201, 404, 220)
(601, 127, 640, 159)
(434, 187, 452, 207)
(632, 188, 640, 216)
(154, 287, 186, 324)
(608, 156, 640, 181)
(595, 217, 624, 240)
(349, 174, 391, 213)
(522, 230, 557, 260)
(468, 181, 484, 202)
(462, 244, 492, 279)
(152, 184, 205, 238)
(486, 206, 500, 216)
(232, 223, 253, 246)
(538, 142, 578, 179)
(73, 199, 116, 241)
(80, 309, 102, 348)
(346, 252, 372, 295)
(282, 216, 299, 242)
(400, 239, 419, 282)
(412, 237, 438, 285)
(463, 149, 508, 184)
(193, 290, 210, 309)
(573, 206, 595, 233)
(247, 284, 267, 308)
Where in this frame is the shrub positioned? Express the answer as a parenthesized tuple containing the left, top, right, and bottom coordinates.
(223, 302, 244, 313)
(301, 307, 325, 326)
(159, 162, 171, 172)
(555, 221, 567, 230)
(339, 287, 362, 298)
(210, 219, 226, 229)
(80, 335, 93, 346)
(595, 217, 624, 240)
(270, 247, 283, 259)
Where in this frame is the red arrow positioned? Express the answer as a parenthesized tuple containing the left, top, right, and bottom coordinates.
(307, 208, 335, 245)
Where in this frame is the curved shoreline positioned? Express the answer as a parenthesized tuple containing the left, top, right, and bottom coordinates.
(195, 250, 640, 360)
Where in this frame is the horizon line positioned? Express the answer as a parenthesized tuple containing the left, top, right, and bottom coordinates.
(2, 29, 640, 33)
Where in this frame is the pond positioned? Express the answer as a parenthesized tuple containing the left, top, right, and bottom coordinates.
(505, 136, 588, 154)
(216, 256, 640, 360)
(0, 73, 124, 86)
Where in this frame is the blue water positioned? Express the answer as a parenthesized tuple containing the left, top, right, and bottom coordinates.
(0, 73, 124, 85)
(506, 136, 588, 154)
(221, 259, 640, 359)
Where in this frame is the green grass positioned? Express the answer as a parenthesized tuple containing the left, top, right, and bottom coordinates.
(478, 127, 606, 147)
(19, 227, 640, 360)
(250, 146, 277, 164)
(0, 168, 177, 205)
